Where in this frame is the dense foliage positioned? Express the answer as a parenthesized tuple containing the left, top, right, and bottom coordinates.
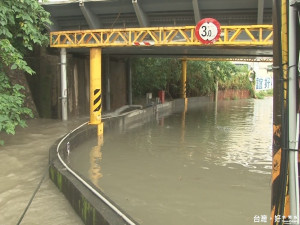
(132, 58, 253, 100)
(132, 58, 182, 98)
(0, 74, 33, 135)
(0, 0, 51, 144)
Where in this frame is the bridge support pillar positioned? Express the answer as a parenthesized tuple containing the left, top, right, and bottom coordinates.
(181, 59, 187, 99)
(89, 48, 103, 136)
(60, 48, 68, 121)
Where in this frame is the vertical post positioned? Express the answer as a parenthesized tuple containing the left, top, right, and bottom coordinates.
(181, 60, 187, 99)
(257, 0, 264, 24)
(215, 80, 219, 103)
(105, 55, 111, 111)
(271, 0, 282, 221)
(214, 79, 218, 124)
(127, 58, 133, 105)
(288, 1, 299, 223)
(280, 0, 290, 219)
(60, 48, 68, 121)
(192, 0, 201, 23)
(270, 0, 290, 223)
(181, 98, 188, 143)
(89, 48, 103, 136)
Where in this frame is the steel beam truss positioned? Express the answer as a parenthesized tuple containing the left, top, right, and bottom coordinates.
(50, 25, 273, 48)
(181, 57, 273, 62)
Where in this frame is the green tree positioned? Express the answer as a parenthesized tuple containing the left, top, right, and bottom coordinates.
(132, 58, 253, 100)
(132, 58, 181, 98)
(218, 63, 253, 93)
(187, 61, 214, 96)
(186, 61, 238, 96)
(0, 0, 51, 144)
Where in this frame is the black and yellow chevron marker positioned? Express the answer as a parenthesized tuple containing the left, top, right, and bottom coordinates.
(272, 125, 281, 182)
(271, 124, 281, 222)
(93, 89, 102, 112)
(270, 123, 290, 225)
(92, 88, 103, 135)
(271, 124, 284, 225)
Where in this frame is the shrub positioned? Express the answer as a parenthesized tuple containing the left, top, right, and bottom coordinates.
(132, 58, 255, 99)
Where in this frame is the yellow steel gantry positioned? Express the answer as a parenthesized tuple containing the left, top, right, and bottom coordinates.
(50, 24, 273, 135)
(50, 25, 273, 48)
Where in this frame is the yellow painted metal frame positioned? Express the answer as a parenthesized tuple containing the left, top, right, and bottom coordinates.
(180, 57, 273, 62)
(270, 0, 289, 223)
(89, 48, 103, 135)
(50, 25, 273, 48)
(281, 0, 289, 218)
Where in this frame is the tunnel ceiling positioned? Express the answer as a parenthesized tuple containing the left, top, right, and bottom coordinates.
(42, 0, 273, 58)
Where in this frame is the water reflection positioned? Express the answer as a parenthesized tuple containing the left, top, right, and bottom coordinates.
(89, 135, 103, 187)
(212, 99, 272, 174)
(69, 98, 273, 225)
(180, 98, 188, 143)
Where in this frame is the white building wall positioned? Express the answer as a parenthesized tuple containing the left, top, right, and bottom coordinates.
(232, 61, 273, 91)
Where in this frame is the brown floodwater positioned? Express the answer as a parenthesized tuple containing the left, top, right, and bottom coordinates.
(0, 118, 86, 225)
(69, 98, 273, 225)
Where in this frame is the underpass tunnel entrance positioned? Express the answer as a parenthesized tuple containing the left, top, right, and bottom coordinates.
(38, 0, 300, 223)
(45, 18, 283, 225)
(50, 24, 273, 137)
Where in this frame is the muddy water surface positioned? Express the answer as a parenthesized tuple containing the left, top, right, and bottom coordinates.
(69, 98, 273, 225)
(0, 118, 86, 225)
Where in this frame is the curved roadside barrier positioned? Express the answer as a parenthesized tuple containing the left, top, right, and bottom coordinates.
(49, 122, 138, 225)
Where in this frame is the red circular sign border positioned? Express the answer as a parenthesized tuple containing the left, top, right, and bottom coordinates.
(195, 18, 221, 44)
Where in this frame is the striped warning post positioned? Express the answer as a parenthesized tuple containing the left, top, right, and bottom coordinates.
(93, 89, 102, 112)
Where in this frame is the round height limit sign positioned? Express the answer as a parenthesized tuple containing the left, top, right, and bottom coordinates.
(195, 18, 221, 44)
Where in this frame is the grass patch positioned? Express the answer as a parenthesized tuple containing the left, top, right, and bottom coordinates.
(255, 89, 273, 99)
(232, 95, 239, 100)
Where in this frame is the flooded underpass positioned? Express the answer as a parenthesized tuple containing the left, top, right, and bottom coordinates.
(68, 97, 273, 225)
